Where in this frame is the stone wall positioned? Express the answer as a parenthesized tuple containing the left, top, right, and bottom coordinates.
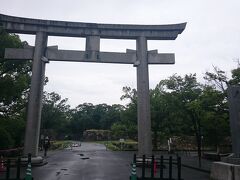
(83, 129, 111, 141)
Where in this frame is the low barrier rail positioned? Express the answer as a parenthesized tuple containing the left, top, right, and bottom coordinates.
(0, 148, 23, 157)
(131, 154, 183, 180)
(0, 154, 33, 180)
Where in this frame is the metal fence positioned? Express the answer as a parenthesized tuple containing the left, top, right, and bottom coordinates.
(132, 154, 183, 180)
(0, 154, 33, 180)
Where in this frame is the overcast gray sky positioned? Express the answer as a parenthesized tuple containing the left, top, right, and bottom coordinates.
(1, 0, 240, 107)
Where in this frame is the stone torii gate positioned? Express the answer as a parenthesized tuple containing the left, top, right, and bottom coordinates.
(0, 14, 186, 159)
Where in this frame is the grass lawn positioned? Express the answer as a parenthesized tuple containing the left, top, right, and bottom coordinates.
(50, 140, 72, 150)
(95, 140, 137, 151)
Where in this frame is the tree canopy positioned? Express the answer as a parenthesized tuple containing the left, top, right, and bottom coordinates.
(0, 29, 31, 149)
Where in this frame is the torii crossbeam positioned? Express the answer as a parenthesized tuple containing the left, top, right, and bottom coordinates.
(0, 14, 186, 160)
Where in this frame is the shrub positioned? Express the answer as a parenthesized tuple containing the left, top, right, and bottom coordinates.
(0, 127, 14, 149)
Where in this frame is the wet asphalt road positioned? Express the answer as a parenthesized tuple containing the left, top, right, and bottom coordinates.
(33, 142, 133, 180)
(32, 142, 210, 180)
(3, 142, 210, 180)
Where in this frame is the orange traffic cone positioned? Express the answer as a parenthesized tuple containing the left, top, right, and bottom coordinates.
(0, 156, 6, 172)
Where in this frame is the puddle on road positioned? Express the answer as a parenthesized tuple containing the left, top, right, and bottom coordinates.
(81, 157, 90, 160)
(78, 153, 90, 159)
(61, 168, 68, 171)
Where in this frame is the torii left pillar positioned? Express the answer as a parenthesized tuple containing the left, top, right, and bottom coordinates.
(136, 36, 152, 155)
(24, 31, 48, 159)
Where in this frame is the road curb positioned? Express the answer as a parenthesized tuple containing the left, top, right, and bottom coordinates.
(182, 163, 210, 173)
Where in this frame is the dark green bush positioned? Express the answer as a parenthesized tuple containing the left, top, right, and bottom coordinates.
(0, 127, 14, 149)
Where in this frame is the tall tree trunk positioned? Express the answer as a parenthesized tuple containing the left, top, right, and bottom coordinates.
(190, 113, 202, 167)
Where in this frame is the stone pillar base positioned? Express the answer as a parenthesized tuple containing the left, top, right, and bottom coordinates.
(222, 153, 240, 165)
(21, 156, 45, 166)
(210, 162, 240, 180)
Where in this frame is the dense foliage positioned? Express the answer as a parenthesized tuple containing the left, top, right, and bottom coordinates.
(41, 93, 124, 140)
(0, 30, 31, 149)
(40, 67, 239, 152)
(1, 31, 240, 152)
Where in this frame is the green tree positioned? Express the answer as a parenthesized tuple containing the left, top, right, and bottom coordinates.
(41, 92, 71, 139)
(159, 74, 203, 136)
(0, 29, 31, 148)
(70, 103, 124, 139)
(204, 66, 228, 92)
(199, 86, 229, 151)
(118, 86, 137, 139)
(0, 29, 31, 116)
(0, 127, 14, 149)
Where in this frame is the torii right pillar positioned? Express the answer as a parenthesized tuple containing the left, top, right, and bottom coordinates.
(227, 86, 240, 158)
(136, 36, 152, 156)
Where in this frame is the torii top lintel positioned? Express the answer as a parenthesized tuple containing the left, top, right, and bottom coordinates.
(0, 14, 186, 40)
